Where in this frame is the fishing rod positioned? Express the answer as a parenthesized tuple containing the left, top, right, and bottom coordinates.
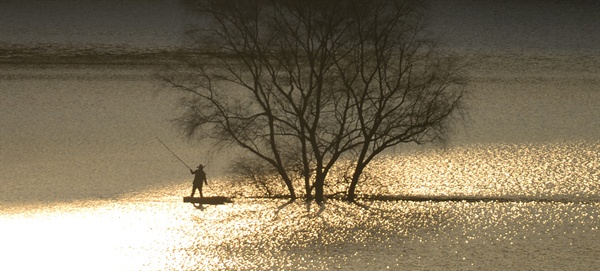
(156, 137, 192, 170)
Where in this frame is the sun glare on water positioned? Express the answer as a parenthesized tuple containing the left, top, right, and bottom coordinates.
(359, 141, 599, 201)
(1, 141, 598, 270)
(1, 202, 182, 271)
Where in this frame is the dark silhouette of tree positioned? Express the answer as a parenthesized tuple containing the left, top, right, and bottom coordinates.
(164, 0, 467, 203)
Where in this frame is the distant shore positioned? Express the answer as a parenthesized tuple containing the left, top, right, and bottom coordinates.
(2, 43, 599, 87)
(3, 42, 598, 66)
(0, 43, 203, 66)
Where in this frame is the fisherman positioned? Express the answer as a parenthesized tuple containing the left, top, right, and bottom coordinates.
(190, 164, 208, 198)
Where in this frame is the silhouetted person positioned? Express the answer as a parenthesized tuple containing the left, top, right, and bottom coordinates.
(190, 164, 208, 198)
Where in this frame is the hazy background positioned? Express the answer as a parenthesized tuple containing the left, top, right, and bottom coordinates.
(1, 0, 599, 53)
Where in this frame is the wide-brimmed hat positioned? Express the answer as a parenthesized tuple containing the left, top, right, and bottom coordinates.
(197, 164, 204, 168)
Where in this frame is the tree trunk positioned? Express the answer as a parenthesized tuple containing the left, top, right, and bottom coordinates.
(286, 180, 297, 200)
(347, 164, 364, 202)
(278, 167, 297, 200)
(314, 173, 326, 204)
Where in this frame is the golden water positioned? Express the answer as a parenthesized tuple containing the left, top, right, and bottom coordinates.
(1, 141, 598, 270)
(1, 53, 599, 270)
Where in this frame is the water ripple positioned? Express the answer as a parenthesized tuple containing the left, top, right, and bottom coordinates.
(1, 140, 598, 270)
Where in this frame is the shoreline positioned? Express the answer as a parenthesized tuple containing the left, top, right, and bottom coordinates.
(0, 43, 206, 66)
(2, 42, 598, 65)
(2, 44, 599, 86)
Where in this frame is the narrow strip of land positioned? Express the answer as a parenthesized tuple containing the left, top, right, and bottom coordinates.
(358, 195, 599, 204)
(221, 194, 599, 204)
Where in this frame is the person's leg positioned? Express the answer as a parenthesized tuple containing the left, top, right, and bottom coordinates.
(191, 185, 196, 197)
(199, 184, 203, 198)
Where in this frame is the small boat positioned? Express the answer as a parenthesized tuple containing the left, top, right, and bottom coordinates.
(183, 196, 233, 205)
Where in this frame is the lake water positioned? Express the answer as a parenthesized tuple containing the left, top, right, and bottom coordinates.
(1, 0, 600, 266)
(1, 51, 599, 270)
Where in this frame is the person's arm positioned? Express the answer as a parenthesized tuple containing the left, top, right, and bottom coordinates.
(190, 169, 195, 174)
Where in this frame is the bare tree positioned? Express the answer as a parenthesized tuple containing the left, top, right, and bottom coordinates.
(165, 0, 466, 203)
(331, 0, 467, 201)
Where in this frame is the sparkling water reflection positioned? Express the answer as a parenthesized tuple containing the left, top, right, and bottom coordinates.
(1, 141, 598, 270)
(362, 141, 599, 202)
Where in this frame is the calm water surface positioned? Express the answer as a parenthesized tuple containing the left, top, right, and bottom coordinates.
(1, 54, 599, 270)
